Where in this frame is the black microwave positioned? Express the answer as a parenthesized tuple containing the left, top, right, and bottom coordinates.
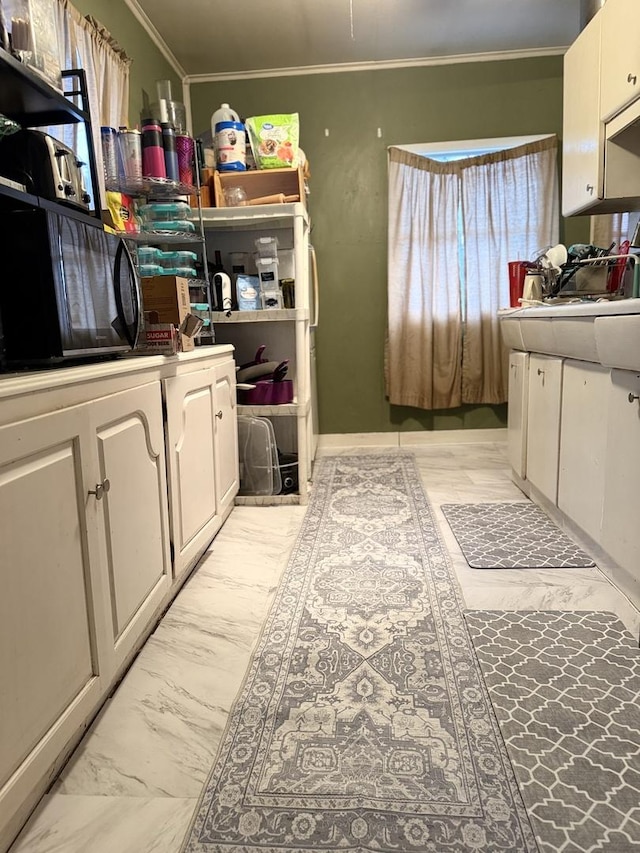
(0, 199, 140, 369)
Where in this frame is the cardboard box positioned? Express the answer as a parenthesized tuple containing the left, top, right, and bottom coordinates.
(141, 276, 196, 352)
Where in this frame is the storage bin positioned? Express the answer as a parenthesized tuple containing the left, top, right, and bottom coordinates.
(138, 201, 190, 222)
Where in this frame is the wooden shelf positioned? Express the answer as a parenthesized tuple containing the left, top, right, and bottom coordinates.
(212, 168, 305, 209)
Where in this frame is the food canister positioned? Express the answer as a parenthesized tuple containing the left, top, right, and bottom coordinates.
(215, 120, 246, 172)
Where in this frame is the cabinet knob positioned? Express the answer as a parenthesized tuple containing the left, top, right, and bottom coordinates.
(628, 393, 639, 403)
(628, 73, 638, 85)
(586, 184, 594, 194)
(216, 410, 223, 419)
(88, 478, 111, 500)
(537, 368, 545, 376)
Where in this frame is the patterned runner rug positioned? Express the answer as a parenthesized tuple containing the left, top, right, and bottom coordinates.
(441, 502, 595, 569)
(182, 454, 537, 852)
(465, 610, 640, 853)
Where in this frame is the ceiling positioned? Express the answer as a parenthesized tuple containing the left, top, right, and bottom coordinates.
(132, 0, 583, 80)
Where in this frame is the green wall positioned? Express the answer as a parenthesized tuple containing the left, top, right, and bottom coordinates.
(190, 57, 590, 435)
(72, 0, 181, 124)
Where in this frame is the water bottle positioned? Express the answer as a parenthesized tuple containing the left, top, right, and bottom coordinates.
(161, 122, 179, 181)
(210, 103, 246, 172)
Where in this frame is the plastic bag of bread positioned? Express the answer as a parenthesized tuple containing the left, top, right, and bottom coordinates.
(245, 114, 299, 169)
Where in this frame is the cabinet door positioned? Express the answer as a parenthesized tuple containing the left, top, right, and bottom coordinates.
(89, 382, 171, 670)
(507, 351, 529, 479)
(562, 13, 604, 216)
(164, 367, 220, 580)
(0, 406, 107, 852)
(601, 370, 640, 604)
(214, 358, 239, 515)
(526, 355, 563, 504)
(558, 361, 609, 539)
(600, 0, 640, 121)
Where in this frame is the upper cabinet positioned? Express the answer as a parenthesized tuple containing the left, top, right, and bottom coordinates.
(600, 0, 640, 122)
(562, 0, 640, 216)
(562, 13, 603, 216)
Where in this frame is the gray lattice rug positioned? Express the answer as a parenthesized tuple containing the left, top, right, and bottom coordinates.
(182, 454, 537, 852)
(465, 610, 640, 853)
(441, 502, 595, 569)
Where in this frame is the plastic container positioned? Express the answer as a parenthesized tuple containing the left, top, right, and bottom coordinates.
(139, 263, 163, 277)
(210, 103, 240, 140)
(159, 250, 197, 268)
(162, 266, 197, 278)
(137, 246, 162, 265)
(255, 256, 279, 287)
(141, 220, 196, 234)
(215, 121, 246, 172)
(138, 202, 190, 223)
(255, 236, 279, 257)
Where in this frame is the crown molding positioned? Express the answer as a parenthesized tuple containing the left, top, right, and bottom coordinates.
(120, 0, 187, 80)
(186, 46, 567, 85)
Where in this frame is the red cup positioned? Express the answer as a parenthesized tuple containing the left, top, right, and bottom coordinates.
(508, 261, 530, 307)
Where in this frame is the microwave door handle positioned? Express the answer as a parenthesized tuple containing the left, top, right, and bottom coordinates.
(113, 239, 140, 348)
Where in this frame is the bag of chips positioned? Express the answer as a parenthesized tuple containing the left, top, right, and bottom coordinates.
(245, 114, 300, 169)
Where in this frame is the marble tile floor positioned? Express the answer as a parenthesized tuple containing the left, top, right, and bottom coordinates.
(10, 440, 640, 852)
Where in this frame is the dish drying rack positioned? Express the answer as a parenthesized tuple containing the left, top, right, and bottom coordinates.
(548, 252, 640, 300)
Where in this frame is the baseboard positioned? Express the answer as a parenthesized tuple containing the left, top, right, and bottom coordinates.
(399, 428, 507, 446)
(318, 429, 507, 449)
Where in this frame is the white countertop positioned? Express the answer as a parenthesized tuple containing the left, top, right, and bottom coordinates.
(499, 299, 640, 318)
(0, 345, 234, 401)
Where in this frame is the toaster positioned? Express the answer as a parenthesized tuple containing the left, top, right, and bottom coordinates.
(0, 129, 92, 210)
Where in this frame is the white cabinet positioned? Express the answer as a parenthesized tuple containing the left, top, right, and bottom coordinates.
(562, 12, 604, 216)
(0, 405, 107, 853)
(557, 361, 609, 539)
(213, 358, 239, 513)
(600, 0, 640, 121)
(507, 351, 529, 479)
(601, 369, 640, 603)
(0, 379, 175, 851)
(163, 355, 238, 579)
(526, 354, 563, 504)
(89, 382, 172, 670)
(562, 0, 640, 215)
(199, 203, 317, 504)
(0, 348, 236, 853)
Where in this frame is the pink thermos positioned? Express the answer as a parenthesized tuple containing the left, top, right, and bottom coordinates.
(141, 119, 166, 178)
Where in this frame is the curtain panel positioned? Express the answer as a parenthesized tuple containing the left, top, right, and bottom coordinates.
(386, 136, 558, 410)
(49, 0, 131, 206)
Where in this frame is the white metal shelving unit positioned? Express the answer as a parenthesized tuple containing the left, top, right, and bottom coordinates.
(195, 203, 318, 504)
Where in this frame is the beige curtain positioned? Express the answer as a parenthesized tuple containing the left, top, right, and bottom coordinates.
(387, 148, 463, 409)
(48, 0, 131, 205)
(590, 212, 636, 249)
(387, 136, 558, 410)
(461, 137, 559, 403)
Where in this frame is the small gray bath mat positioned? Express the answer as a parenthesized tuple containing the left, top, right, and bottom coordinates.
(465, 610, 640, 853)
(441, 502, 595, 569)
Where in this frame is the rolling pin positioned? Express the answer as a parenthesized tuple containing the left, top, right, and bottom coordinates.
(239, 193, 300, 206)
